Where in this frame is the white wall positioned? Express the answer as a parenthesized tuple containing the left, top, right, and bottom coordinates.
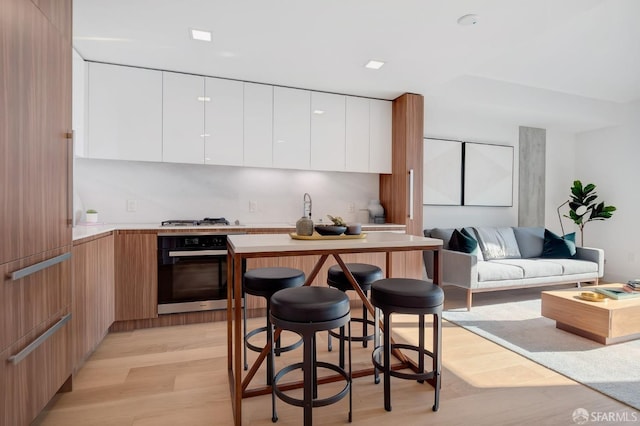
(422, 105, 521, 229)
(545, 130, 578, 235)
(573, 101, 639, 282)
(74, 158, 378, 225)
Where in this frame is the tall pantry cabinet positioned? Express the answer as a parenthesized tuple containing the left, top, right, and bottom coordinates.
(0, 0, 73, 425)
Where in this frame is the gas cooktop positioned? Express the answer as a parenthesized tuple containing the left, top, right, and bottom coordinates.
(161, 217, 230, 227)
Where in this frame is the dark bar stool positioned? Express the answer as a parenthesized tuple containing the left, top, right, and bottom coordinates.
(270, 286, 352, 426)
(370, 278, 444, 412)
(243, 267, 305, 384)
(327, 263, 382, 368)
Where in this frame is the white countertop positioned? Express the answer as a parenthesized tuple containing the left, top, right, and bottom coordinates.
(227, 232, 441, 254)
(72, 222, 406, 242)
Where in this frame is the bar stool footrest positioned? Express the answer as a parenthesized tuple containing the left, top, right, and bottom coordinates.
(328, 317, 375, 343)
(273, 361, 351, 408)
(372, 343, 437, 383)
(246, 326, 303, 355)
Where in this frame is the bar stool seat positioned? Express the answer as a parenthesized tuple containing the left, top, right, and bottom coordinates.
(270, 286, 352, 426)
(327, 263, 382, 368)
(370, 278, 444, 412)
(243, 267, 305, 382)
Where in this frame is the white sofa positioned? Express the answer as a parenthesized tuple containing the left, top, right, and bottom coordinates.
(423, 226, 604, 310)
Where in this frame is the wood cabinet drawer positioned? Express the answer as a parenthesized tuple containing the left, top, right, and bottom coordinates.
(0, 308, 72, 426)
(1, 247, 71, 353)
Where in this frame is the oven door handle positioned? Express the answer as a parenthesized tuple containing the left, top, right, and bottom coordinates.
(168, 250, 227, 257)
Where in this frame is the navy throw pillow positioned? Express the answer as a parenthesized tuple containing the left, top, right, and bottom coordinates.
(541, 229, 576, 258)
(449, 228, 479, 255)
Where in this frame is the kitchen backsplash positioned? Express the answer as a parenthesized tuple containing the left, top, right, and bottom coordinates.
(74, 158, 379, 225)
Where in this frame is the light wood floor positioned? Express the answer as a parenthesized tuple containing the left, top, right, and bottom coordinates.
(35, 285, 635, 426)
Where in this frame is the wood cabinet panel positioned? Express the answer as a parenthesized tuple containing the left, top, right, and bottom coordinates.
(1, 247, 71, 354)
(115, 232, 157, 321)
(0, 0, 72, 264)
(72, 233, 114, 370)
(1, 308, 72, 426)
(31, 0, 72, 41)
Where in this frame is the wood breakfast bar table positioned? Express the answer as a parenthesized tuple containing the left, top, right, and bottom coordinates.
(226, 232, 443, 425)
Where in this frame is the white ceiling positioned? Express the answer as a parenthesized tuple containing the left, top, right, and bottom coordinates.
(73, 0, 640, 134)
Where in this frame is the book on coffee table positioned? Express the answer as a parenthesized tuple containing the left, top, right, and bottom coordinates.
(594, 286, 640, 300)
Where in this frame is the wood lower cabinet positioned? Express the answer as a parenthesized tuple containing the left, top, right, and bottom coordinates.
(72, 233, 115, 370)
(1, 308, 72, 426)
(114, 232, 157, 321)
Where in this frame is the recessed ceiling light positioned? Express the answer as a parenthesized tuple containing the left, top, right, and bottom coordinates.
(190, 28, 212, 42)
(364, 60, 385, 70)
(197, 96, 211, 102)
(313, 110, 325, 115)
(457, 14, 479, 26)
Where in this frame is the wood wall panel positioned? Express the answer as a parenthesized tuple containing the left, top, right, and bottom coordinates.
(115, 232, 157, 321)
(31, 0, 72, 41)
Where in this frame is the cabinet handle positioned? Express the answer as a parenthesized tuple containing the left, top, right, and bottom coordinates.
(408, 168, 414, 220)
(9, 252, 71, 281)
(7, 314, 71, 364)
(66, 131, 74, 227)
(168, 250, 227, 257)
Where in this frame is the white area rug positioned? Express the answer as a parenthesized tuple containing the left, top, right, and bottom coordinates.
(443, 299, 640, 410)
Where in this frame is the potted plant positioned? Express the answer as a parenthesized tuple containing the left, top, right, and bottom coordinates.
(565, 180, 616, 246)
(86, 209, 99, 223)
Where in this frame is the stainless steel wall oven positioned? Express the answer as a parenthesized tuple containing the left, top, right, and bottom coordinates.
(157, 233, 242, 314)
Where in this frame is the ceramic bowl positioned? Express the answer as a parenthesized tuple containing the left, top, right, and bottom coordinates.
(314, 225, 347, 236)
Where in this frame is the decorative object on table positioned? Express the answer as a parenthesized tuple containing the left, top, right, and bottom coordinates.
(295, 193, 314, 236)
(557, 180, 616, 246)
(290, 232, 366, 240)
(345, 223, 362, 235)
(578, 291, 607, 302)
(593, 286, 640, 300)
(314, 225, 347, 236)
(367, 200, 385, 224)
(85, 209, 99, 223)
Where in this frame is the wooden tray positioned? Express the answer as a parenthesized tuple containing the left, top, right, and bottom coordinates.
(289, 232, 367, 240)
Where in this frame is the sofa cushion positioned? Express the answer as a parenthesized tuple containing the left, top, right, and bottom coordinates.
(428, 228, 455, 249)
(541, 229, 576, 258)
(449, 229, 479, 255)
(477, 261, 524, 282)
(512, 227, 544, 258)
(491, 259, 563, 278)
(474, 227, 522, 260)
(538, 259, 598, 275)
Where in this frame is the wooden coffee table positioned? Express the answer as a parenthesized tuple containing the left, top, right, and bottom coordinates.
(541, 284, 640, 345)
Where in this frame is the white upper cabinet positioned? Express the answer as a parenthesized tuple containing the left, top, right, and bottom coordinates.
(87, 63, 162, 162)
(273, 87, 311, 170)
(204, 77, 244, 166)
(310, 92, 346, 171)
(72, 49, 87, 157)
(244, 83, 273, 168)
(369, 99, 393, 174)
(345, 96, 370, 173)
(162, 72, 205, 164)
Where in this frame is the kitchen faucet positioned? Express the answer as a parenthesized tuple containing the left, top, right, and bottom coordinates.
(303, 193, 312, 219)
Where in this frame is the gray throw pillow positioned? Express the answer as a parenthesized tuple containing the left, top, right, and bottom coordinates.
(474, 227, 522, 260)
(512, 227, 544, 258)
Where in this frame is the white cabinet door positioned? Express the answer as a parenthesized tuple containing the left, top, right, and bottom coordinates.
(204, 77, 244, 166)
(162, 72, 205, 164)
(273, 87, 311, 170)
(310, 92, 346, 171)
(345, 96, 370, 173)
(243, 83, 273, 168)
(87, 63, 162, 162)
(369, 99, 393, 173)
(72, 49, 87, 157)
